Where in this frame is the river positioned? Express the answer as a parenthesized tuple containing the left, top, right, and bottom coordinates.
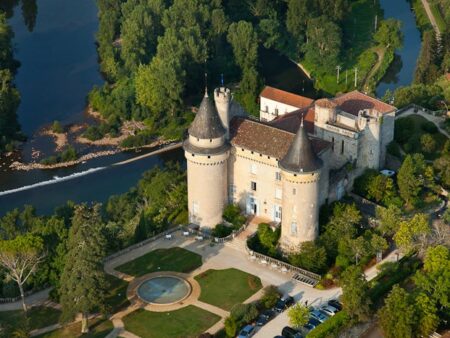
(375, 0, 422, 97)
(0, 0, 422, 216)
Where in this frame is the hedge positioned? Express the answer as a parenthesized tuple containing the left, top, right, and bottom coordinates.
(306, 310, 351, 338)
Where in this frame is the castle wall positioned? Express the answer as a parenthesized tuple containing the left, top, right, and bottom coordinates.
(316, 126, 359, 169)
(228, 148, 283, 222)
(185, 150, 229, 229)
(380, 111, 395, 167)
(280, 170, 321, 252)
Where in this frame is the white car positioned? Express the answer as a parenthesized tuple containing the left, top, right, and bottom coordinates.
(320, 305, 339, 317)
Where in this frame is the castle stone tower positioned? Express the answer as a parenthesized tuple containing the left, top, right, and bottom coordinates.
(183, 90, 230, 230)
(279, 119, 323, 252)
(214, 87, 231, 139)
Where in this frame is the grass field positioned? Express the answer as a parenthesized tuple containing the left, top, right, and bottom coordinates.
(194, 268, 262, 311)
(123, 306, 220, 338)
(0, 306, 61, 333)
(36, 318, 113, 338)
(429, 3, 447, 32)
(116, 247, 202, 277)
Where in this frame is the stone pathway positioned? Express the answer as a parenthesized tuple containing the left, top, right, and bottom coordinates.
(0, 288, 52, 312)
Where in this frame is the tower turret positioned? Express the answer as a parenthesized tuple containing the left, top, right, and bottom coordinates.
(214, 87, 231, 139)
(183, 90, 230, 230)
(279, 118, 323, 252)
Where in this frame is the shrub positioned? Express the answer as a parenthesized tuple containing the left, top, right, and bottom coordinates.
(306, 310, 351, 338)
(223, 204, 246, 229)
(387, 141, 401, 158)
(394, 117, 415, 144)
(289, 241, 328, 274)
(224, 317, 237, 337)
(212, 224, 233, 238)
(353, 169, 378, 197)
(421, 121, 438, 133)
(83, 126, 103, 141)
(52, 120, 63, 133)
(260, 285, 281, 309)
(230, 303, 258, 326)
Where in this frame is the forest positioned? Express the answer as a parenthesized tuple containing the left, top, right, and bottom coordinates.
(88, 0, 400, 145)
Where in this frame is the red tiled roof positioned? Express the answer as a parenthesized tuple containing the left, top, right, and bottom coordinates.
(333, 90, 396, 115)
(315, 98, 337, 109)
(260, 86, 314, 109)
(229, 117, 329, 160)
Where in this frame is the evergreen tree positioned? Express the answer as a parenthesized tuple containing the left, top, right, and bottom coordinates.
(376, 204, 402, 236)
(397, 154, 423, 206)
(59, 204, 108, 333)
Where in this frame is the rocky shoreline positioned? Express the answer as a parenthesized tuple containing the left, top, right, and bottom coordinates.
(8, 139, 175, 171)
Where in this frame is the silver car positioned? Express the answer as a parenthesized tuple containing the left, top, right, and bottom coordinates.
(320, 305, 339, 317)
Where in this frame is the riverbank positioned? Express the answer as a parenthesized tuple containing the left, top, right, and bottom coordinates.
(9, 138, 179, 171)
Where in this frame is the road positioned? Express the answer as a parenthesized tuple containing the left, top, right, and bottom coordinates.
(420, 0, 441, 37)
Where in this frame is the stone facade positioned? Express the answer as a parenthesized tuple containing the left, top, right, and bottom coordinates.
(184, 86, 396, 252)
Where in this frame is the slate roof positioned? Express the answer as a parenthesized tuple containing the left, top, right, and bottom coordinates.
(279, 119, 323, 173)
(260, 86, 314, 108)
(229, 117, 329, 160)
(188, 93, 226, 139)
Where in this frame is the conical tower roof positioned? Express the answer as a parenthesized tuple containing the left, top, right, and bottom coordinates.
(188, 91, 226, 139)
(279, 117, 323, 173)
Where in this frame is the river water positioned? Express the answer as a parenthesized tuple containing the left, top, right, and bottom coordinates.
(375, 0, 422, 97)
(0, 0, 422, 216)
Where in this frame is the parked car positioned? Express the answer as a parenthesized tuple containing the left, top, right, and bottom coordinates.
(303, 317, 321, 332)
(310, 309, 329, 323)
(320, 305, 339, 317)
(327, 299, 343, 311)
(237, 325, 255, 338)
(256, 309, 276, 326)
(281, 326, 303, 338)
(275, 296, 294, 312)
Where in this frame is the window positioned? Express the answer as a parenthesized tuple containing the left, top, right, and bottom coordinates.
(250, 163, 257, 174)
(331, 137, 335, 152)
(275, 188, 282, 199)
(292, 188, 296, 195)
(274, 108, 279, 116)
(265, 105, 268, 112)
(192, 202, 199, 215)
(251, 181, 257, 191)
(291, 222, 297, 235)
(341, 140, 345, 154)
(274, 205, 282, 221)
(275, 172, 281, 181)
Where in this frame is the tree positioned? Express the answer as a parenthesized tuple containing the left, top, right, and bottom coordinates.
(0, 234, 45, 312)
(397, 154, 424, 206)
(227, 21, 258, 71)
(59, 204, 108, 333)
(288, 303, 309, 328)
(394, 213, 431, 254)
(51, 120, 63, 134)
(340, 266, 371, 321)
(420, 134, 436, 153)
(413, 245, 450, 308)
(286, 0, 309, 49)
(378, 285, 415, 338)
(374, 19, 403, 50)
(303, 16, 342, 71)
(376, 204, 402, 236)
(415, 292, 439, 337)
(370, 233, 388, 258)
(288, 241, 327, 274)
(260, 285, 281, 309)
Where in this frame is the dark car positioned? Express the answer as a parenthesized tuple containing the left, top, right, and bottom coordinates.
(327, 299, 343, 311)
(275, 296, 295, 312)
(303, 317, 321, 332)
(281, 326, 303, 338)
(256, 309, 276, 326)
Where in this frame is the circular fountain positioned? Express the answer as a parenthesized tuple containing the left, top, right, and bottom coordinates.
(137, 276, 191, 305)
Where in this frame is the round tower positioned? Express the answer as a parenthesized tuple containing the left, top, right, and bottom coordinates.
(183, 90, 230, 231)
(279, 118, 323, 252)
(214, 87, 231, 139)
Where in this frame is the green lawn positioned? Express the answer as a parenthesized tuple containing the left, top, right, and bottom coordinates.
(36, 318, 113, 338)
(105, 274, 130, 313)
(123, 306, 220, 338)
(0, 306, 61, 333)
(430, 3, 447, 33)
(194, 268, 262, 311)
(116, 247, 202, 277)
